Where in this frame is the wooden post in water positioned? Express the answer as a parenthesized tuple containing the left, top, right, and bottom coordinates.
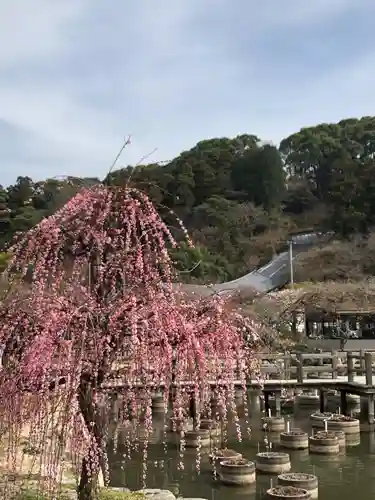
(274, 390, 281, 417)
(189, 393, 198, 429)
(340, 390, 348, 415)
(249, 389, 261, 415)
(367, 394, 375, 425)
(264, 392, 270, 414)
(319, 389, 327, 413)
(370, 429, 375, 453)
(365, 352, 373, 386)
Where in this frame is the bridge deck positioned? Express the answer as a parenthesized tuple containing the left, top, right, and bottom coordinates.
(105, 351, 375, 396)
(260, 375, 370, 386)
(253, 375, 375, 394)
(104, 375, 375, 394)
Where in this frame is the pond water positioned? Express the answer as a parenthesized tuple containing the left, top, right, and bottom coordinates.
(108, 401, 375, 500)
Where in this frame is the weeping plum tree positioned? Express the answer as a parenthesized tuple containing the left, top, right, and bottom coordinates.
(0, 184, 265, 499)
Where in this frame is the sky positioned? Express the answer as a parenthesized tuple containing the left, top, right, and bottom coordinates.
(1, 0, 375, 187)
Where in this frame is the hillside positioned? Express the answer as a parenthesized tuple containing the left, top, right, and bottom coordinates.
(2, 116, 375, 284)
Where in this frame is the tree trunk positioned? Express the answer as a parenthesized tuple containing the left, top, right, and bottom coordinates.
(78, 457, 95, 500)
(77, 379, 105, 500)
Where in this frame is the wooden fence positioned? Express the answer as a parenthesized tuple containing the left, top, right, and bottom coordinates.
(256, 350, 375, 384)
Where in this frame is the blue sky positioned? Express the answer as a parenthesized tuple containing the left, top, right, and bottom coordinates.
(1, 0, 375, 187)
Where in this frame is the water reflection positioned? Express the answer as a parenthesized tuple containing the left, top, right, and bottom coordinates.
(108, 408, 375, 500)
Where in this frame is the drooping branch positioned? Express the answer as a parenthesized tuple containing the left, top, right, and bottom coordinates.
(0, 183, 267, 500)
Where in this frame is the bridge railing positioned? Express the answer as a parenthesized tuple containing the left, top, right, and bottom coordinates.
(107, 350, 375, 389)
(256, 350, 375, 384)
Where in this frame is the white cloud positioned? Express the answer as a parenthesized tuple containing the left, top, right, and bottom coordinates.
(1, 0, 375, 185)
(0, 1, 88, 66)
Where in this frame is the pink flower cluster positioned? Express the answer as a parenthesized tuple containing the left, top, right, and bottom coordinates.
(0, 185, 263, 496)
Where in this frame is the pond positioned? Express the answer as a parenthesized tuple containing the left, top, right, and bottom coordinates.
(108, 401, 375, 500)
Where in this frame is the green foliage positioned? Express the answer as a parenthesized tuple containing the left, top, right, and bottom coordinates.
(231, 144, 285, 211)
(97, 489, 145, 500)
(0, 252, 9, 272)
(171, 242, 233, 283)
(4, 116, 375, 283)
(0, 177, 100, 252)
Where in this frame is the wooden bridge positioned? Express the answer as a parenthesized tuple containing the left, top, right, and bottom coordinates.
(105, 350, 375, 424)
(250, 350, 375, 424)
(255, 349, 375, 384)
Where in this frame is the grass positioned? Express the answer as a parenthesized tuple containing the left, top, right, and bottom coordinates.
(0, 458, 144, 499)
(1, 429, 145, 500)
(16, 491, 74, 499)
(2, 481, 145, 500)
(15, 488, 145, 499)
(98, 489, 145, 500)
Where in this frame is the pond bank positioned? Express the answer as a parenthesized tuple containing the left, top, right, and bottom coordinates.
(56, 487, 206, 500)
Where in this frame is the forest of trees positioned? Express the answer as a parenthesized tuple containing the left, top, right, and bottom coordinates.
(2, 116, 375, 283)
